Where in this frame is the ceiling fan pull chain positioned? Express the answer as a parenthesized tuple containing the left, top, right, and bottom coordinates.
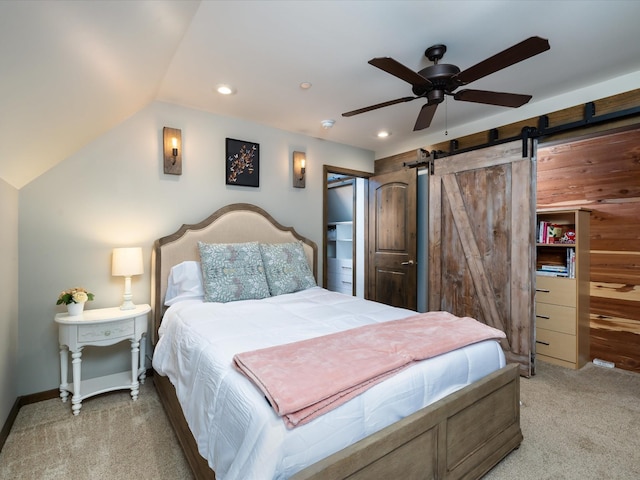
(444, 96, 448, 136)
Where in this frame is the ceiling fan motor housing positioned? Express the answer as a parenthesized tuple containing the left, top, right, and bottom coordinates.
(413, 63, 461, 102)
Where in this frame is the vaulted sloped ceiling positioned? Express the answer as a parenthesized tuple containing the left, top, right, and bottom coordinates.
(0, 1, 200, 188)
(1, 0, 640, 189)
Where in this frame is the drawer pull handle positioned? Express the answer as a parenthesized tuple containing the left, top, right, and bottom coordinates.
(536, 340, 550, 346)
(341, 266, 352, 270)
(401, 260, 415, 266)
(341, 281, 352, 285)
(535, 289, 550, 293)
(536, 314, 550, 319)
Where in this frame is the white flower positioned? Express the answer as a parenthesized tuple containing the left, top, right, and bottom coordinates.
(72, 291, 88, 303)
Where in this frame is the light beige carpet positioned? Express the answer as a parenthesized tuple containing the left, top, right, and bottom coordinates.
(0, 381, 193, 479)
(485, 361, 640, 480)
(1, 362, 639, 479)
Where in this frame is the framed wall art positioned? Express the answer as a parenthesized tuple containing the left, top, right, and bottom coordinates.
(225, 138, 260, 187)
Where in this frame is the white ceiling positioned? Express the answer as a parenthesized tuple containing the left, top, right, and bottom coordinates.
(2, 0, 640, 188)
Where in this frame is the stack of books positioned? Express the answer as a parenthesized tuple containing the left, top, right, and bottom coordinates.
(537, 265, 569, 277)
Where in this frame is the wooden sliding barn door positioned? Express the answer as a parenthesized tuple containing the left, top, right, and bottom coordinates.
(429, 141, 536, 376)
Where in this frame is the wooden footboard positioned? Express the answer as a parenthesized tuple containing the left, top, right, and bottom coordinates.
(153, 363, 521, 480)
(294, 363, 522, 480)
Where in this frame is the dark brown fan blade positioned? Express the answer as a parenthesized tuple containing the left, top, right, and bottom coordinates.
(413, 103, 438, 131)
(342, 96, 418, 117)
(454, 89, 532, 107)
(369, 57, 432, 87)
(454, 36, 550, 85)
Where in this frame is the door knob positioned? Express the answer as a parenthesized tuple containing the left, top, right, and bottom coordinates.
(401, 260, 415, 266)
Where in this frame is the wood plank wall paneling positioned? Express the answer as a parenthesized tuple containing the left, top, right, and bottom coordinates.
(375, 88, 640, 373)
(537, 125, 640, 373)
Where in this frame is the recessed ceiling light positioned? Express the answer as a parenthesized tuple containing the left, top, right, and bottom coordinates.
(321, 119, 335, 129)
(300, 82, 312, 90)
(377, 130, 391, 138)
(215, 84, 235, 95)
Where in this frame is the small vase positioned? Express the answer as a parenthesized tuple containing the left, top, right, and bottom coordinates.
(67, 302, 85, 316)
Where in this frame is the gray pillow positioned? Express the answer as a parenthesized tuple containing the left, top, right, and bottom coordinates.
(259, 242, 316, 296)
(198, 241, 270, 303)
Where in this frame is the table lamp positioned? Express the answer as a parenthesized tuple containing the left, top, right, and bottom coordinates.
(112, 247, 144, 310)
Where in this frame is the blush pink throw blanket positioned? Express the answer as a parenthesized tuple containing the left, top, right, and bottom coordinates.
(233, 311, 505, 428)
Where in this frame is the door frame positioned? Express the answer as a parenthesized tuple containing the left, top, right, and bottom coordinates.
(323, 165, 373, 294)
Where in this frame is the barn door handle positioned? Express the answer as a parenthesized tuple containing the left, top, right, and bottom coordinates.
(401, 260, 415, 266)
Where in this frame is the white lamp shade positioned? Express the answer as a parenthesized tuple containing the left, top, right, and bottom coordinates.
(112, 247, 144, 277)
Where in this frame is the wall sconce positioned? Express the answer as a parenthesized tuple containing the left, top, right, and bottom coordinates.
(293, 151, 306, 188)
(163, 127, 182, 175)
(112, 247, 144, 310)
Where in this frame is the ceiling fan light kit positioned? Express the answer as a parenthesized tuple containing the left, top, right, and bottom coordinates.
(342, 36, 550, 132)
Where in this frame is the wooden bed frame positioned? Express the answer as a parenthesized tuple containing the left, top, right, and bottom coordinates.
(151, 203, 522, 480)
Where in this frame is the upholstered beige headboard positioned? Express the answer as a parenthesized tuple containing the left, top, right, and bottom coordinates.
(151, 203, 318, 344)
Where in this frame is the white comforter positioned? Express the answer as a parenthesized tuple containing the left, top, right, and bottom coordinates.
(152, 287, 506, 480)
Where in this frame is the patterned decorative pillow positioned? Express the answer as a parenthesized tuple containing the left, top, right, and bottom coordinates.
(197, 241, 270, 303)
(259, 242, 316, 296)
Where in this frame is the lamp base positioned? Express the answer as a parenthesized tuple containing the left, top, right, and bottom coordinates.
(120, 300, 136, 311)
(120, 276, 136, 310)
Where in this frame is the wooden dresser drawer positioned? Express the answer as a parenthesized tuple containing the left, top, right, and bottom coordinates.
(536, 327, 576, 363)
(535, 303, 576, 335)
(535, 276, 576, 307)
(78, 319, 134, 342)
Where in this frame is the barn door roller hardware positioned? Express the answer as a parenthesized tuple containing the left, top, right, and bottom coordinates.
(437, 101, 640, 159)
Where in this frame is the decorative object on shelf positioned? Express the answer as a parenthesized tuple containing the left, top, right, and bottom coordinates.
(226, 138, 259, 187)
(292, 151, 306, 188)
(56, 287, 94, 316)
(163, 127, 182, 175)
(112, 247, 144, 310)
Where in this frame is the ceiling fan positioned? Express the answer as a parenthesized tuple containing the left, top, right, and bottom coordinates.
(342, 36, 550, 131)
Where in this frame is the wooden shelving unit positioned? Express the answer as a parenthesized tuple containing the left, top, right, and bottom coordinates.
(327, 221, 353, 295)
(535, 208, 590, 369)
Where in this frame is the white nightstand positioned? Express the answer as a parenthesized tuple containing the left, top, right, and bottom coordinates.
(55, 304, 151, 415)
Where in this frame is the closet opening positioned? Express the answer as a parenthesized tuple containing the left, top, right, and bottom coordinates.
(323, 165, 371, 298)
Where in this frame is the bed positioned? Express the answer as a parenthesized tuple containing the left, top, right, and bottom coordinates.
(151, 203, 522, 480)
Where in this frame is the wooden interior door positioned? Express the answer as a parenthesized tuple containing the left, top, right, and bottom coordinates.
(367, 168, 417, 310)
(428, 141, 536, 376)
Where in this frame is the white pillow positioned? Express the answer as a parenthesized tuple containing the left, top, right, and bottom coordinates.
(164, 261, 205, 306)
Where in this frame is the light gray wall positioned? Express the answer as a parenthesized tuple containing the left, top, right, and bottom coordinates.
(17, 101, 375, 396)
(0, 177, 19, 426)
